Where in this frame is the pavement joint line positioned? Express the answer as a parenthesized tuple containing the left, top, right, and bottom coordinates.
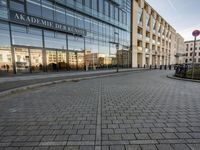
(95, 81, 102, 150)
(0, 69, 149, 98)
(39, 141, 67, 146)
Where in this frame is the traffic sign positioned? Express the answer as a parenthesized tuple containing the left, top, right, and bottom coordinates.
(192, 30, 200, 37)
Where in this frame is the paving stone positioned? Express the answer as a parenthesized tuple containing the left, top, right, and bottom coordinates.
(125, 145, 141, 150)
(140, 144, 157, 150)
(110, 145, 125, 150)
(68, 135, 82, 141)
(156, 144, 174, 150)
(135, 134, 150, 140)
(162, 133, 178, 139)
(188, 144, 200, 150)
(172, 144, 191, 150)
(149, 133, 164, 140)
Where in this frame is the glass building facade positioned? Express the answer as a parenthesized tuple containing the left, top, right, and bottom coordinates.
(0, 0, 132, 74)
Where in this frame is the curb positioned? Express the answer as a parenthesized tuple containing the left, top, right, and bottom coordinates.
(167, 75, 200, 83)
(0, 69, 149, 97)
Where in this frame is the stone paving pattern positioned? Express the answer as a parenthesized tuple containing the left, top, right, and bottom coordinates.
(0, 70, 200, 150)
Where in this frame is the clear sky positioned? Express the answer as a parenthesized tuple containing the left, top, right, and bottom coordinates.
(145, 0, 200, 41)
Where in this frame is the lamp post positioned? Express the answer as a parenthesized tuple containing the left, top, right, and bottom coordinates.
(109, 32, 119, 73)
(192, 30, 200, 79)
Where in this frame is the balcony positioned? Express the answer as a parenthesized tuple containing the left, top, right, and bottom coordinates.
(152, 40, 156, 44)
(157, 41, 161, 45)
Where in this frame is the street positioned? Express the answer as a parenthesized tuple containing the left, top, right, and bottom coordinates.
(0, 70, 200, 150)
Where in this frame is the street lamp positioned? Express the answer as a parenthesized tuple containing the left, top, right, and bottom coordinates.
(109, 32, 119, 73)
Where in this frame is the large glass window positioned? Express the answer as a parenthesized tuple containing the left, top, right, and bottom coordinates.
(0, 0, 8, 19)
(10, 0, 25, 12)
(27, 0, 42, 17)
(44, 30, 66, 49)
(42, 0, 54, 20)
(11, 24, 43, 47)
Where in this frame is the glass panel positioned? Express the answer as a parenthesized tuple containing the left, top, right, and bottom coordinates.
(10, 0, 25, 12)
(11, 24, 43, 47)
(0, 22, 10, 47)
(55, 5, 66, 24)
(44, 30, 66, 49)
(68, 51, 77, 70)
(57, 51, 66, 70)
(0, 0, 8, 19)
(30, 49, 43, 72)
(77, 51, 84, 70)
(46, 50, 57, 71)
(42, 0, 54, 20)
(27, 0, 42, 17)
(0, 48, 13, 73)
(14, 48, 30, 73)
(68, 35, 84, 51)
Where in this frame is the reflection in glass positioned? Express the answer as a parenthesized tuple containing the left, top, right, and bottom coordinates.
(14, 48, 30, 73)
(30, 49, 43, 72)
(0, 48, 13, 73)
(46, 50, 57, 71)
(68, 51, 77, 70)
(57, 51, 67, 70)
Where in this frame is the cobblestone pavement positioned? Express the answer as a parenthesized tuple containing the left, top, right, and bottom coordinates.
(0, 70, 200, 150)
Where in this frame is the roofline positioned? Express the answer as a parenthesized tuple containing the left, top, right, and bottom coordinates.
(185, 39, 200, 43)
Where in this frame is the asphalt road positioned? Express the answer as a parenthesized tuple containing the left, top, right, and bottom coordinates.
(0, 70, 200, 150)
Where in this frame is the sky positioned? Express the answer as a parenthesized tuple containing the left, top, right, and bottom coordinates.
(145, 0, 200, 41)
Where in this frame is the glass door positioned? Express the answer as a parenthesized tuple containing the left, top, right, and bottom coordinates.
(30, 49, 43, 72)
(46, 50, 57, 71)
(14, 47, 30, 73)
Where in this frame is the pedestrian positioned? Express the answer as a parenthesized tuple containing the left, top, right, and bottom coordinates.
(6, 64, 9, 72)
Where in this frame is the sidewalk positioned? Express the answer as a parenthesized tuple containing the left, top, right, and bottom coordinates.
(0, 68, 148, 94)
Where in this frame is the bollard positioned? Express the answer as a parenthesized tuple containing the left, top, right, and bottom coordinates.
(164, 65, 167, 70)
(155, 65, 157, 69)
(138, 64, 140, 68)
(150, 65, 152, 69)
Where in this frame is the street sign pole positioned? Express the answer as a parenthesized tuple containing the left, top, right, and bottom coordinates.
(192, 36, 196, 79)
(192, 30, 200, 79)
